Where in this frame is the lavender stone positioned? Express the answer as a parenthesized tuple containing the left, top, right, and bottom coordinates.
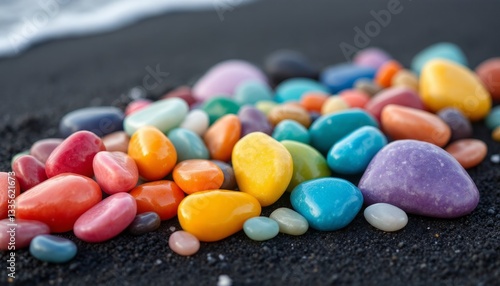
(358, 140, 479, 218)
(238, 106, 273, 136)
(437, 108, 472, 142)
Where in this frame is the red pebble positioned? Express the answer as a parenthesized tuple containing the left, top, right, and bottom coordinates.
(0, 172, 20, 219)
(339, 89, 371, 108)
(125, 99, 152, 116)
(12, 155, 47, 192)
(93, 151, 139, 195)
(476, 58, 500, 101)
(161, 86, 197, 106)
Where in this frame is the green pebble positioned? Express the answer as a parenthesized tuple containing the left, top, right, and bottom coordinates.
(272, 119, 310, 144)
(202, 97, 240, 125)
(269, 207, 309, 235)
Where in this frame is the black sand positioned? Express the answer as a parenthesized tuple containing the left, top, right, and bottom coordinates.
(0, 0, 499, 285)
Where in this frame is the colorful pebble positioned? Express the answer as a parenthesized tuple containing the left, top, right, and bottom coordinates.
(321, 96, 349, 115)
(92, 151, 139, 194)
(364, 203, 408, 232)
(29, 138, 63, 164)
(300, 92, 329, 113)
(339, 89, 370, 108)
(274, 78, 328, 103)
(162, 86, 197, 106)
(212, 160, 237, 190)
(365, 87, 424, 122)
(272, 119, 310, 144)
(102, 131, 130, 153)
(411, 42, 467, 74)
(172, 160, 224, 194)
(12, 155, 47, 191)
(125, 99, 152, 116)
(485, 106, 500, 129)
(168, 231, 200, 256)
(234, 81, 273, 105)
(375, 60, 402, 88)
(29, 234, 77, 263)
(269, 207, 309, 236)
(180, 109, 210, 136)
(476, 57, 500, 101)
(354, 78, 382, 96)
(264, 50, 317, 84)
(445, 139, 487, 169)
(0, 172, 20, 219)
(493, 126, 500, 142)
(202, 97, 240, 125)
(437, 108, 473, 141)
(243, 217, 280, 241)
(238, 106, 273, 136)
(130, 180, 185, 220)
(268, 103, 311, 128)
(320, 63, 376, 94)
(0, 219, 50, 250)
(353, 47, 391, 69)
(59, 106, 124, 137)
(203, 114, 241, 162)
(168, 128, 209, 162)
(391, 69, 419, 91)
(128, 212, 161, 236)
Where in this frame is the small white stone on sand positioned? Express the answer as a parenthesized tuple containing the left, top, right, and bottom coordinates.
(491, 154, 500, 163)
(217, 275, 232, 286)
(169, 226, 176, 232)
(364, 203, 408, 232)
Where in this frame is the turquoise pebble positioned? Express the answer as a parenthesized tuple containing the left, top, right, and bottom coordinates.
(201, 96, 240, 125)
(272, 119, 310, 144)
(243, 217, 280, 241)
(485, 106, 500, 129)
(167, 128, 209, 162)
(59, 106, 124, 138)
(327, 126, 387, 174)
(290, 178, 363, 231)
(29, 234, 77, 263)
(320, 63, 376, 94)
(275, 78, 328, 103)
(234, 81, 273, 105)
(123, 98, 189, 135)
(309, 109, 378, 155)
(411, 42, 467, 74)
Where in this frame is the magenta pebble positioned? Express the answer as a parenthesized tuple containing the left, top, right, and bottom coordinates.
(0, 219, 50, 250)
(30, 138, 63, 164)
(13, 155, 47, 191)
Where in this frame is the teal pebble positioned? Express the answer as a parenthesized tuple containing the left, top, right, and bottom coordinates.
(411, 42, 468, 74)
(234, 81, 273, 105)
(272, 119, 310, 144)
(167, 128, 209, 162)
(327, 126, 387, 174)
(290, 178, 363, 231)
(275, 78, 329, 103)
(201, 96, 240, 125)
(29, 234, 77, 263)
(485, 106, 500, 130)
(243, 217, 280, 241)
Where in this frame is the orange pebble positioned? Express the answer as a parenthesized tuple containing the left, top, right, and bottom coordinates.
(300, 92, 329, 113)
(445, 139, 487, 169)
(130, 180, 185, 220)
(339, 89, 371, 108)
(128, 126, 177, 181)
(173, 160, 224, 194)
(204, 114, 241, 162)
(375, 60, 403, 88)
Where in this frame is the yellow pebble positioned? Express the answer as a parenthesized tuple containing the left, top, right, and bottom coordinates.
(177, 190, 261, 242)
(391, 69, 419, 91)
(321, 96, 349, 115)
(492, 126, 500, 142)
(232, 132, 293, 206)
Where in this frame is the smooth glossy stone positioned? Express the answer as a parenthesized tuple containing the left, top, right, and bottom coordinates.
(300, 92, 329, 113)
(234, 81, 273, 105)
(93, 151, 139, 194)
(309, 109, 378, 155)
(290, 178, 363, 231)
(358, 140, 480, 218)
(130, 180, 185, 220)
(272, 119, 310, 144)
(264, 50, 317, 85)
(193, 60, 267, 101)
(476, 58, 500, 101)
(203, 115, 241, 162)
(339, 89, 370, 108)
(59, 106, 124, 138)
(375, 60, 402, 88)
(0, 172, 20, 219)
(391, 69, 419, 91)
(168, 128, 209, 162)
(268, 104, 311, 128)
(169, 231, 200, 256)
(13, 155, 47, 191)
(202, 97, 240, 125)
(0, 219, 50, 250)
(353, 47, 392, 69)
(128, 126, 177, 181)
(173, 160, 224, 194)
(102, 131, 130, 153)
(445, 139, 487, 169)
(123, 98, 189, 135)
(365, 87, 424, 122)
(29, 235, 77, 263)
(327, 126, 387, 174)
(161, 86, 197, 106)
(178, 190, 261, 242)
(437, 108, 473, 141)
(11, 150, 29, 168)
(269, 207, 309, 236)
(381, 105, 451, 147)
(321, 96, 350, 115)
(125, 99, 152, 116)
(486, 106, 500, 129)
(128, 212, 161, 236)
(354, 78, 382, 96)
(420, 59, 491, 121)
(180, 109, 210, 136)
(16, 174, 102, 232)
(238, 106, 273, 136)
(255, 100, 278, 115)
(243, 217, 279, 241)
(275, 78, 328, 103)
(74, 193, 137, 243)
(320, 64, 376, 94)
(364, 203, 408, 232)
(30, 138, 63, 164)
(45, 131, 105, 178)
(212, 160, 237, 190)
(411, 42, 467, 74)
(281, 140, 331, 192)
(232, 132, 293, 206)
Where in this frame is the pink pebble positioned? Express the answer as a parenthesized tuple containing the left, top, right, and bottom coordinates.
(0, 219, 50, 250)
(93, 151, 139, 194)
(102, 131, 130, 153)
(353, 48, 392, 69)
(125, 99, 152, 116)
(74, 193, 137, 243)
(12, 155, 47, 191)
(365, 87, 424, 122)
(168, 230, 200, 256)
(45, 131, 105, 178)
(30, 138, 63, 164)
(162, 86, 197, 106)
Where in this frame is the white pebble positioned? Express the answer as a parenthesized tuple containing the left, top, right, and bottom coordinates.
(491, 154, 500, 163)
(364, 203, 408, 232)
(180, 109, 209, 136)
(217, 275, 232, 286)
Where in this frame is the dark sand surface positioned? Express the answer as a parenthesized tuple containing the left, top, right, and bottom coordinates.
(0, 0, 499, 285)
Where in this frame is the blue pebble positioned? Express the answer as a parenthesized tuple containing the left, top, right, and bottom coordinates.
(29, 234, 77, 263)
(243, 217, 280, 241)
(320, 64, 376, 94)
(411, 42, 467, 74)
(327, 126, 387, 174)
(275, 78, 329, 103)
(291, 178, 363, 231)
(486, 106, 500, 130)
(272, 119, 310, 144)
(60, 106, 124, 138)
(309, 109, 378, 155)
(167, 128, 209, 162)
(234, 81, 273, 105)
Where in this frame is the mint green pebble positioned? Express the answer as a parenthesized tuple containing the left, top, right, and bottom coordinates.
(234, 81, 273, 106)
(123, 98, 188, 135)
(243, 217, 280, 241)
(202, 96, 240, 125)
(272, 119, 310, 144)
(167, 128, 209, 162)
(269, 207, 309, 235)
(11, 150, 30, 168)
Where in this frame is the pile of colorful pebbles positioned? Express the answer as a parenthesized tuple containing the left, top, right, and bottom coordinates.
(2, 42, 498, 262)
